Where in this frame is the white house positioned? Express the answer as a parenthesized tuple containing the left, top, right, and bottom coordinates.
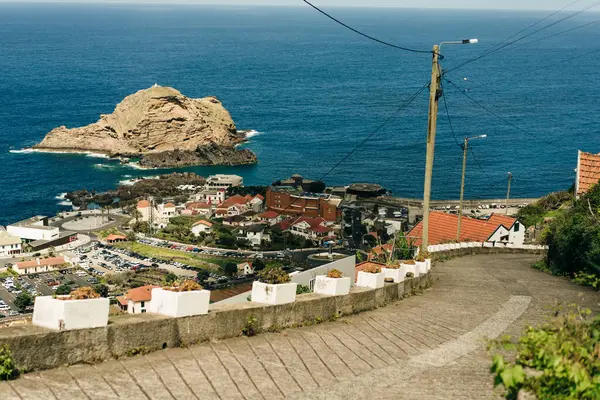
(191, 220, 213, 236)
(283, 217, 334, 242)
(205, 174, 243, 190)
(116, 285, 158, 314)
(487, 214, 525, 245)
(136, 200, 177, 229)
(192, 190, 226, 205)
(237, 261, 255, 276)
(7, 216, 60, 242)
(237, 225, 270, 247)
(0, 231, 21, 257)
(12, 257, 70, 275)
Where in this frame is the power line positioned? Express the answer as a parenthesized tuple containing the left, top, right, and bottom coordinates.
(302, 0, 432, 54)
(440, 80, 462, 149)
(497, 17, 600, 53)
(541, 46, 600, 69)
(445, 0, 600, 74)
(275, 81, 430, 218)
(493, 0, 584, 49)
(444, 78, 567, 148)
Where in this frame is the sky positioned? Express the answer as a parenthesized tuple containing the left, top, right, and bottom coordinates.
(0, 0, 586, 11)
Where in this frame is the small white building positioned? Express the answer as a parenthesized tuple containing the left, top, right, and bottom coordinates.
(136, 200, 177, 229)
(237, 261, 254, 276)
(205, 174, 243, 190)
(191, 220, 213, 236)
(7, 216, 60, 242)
(116, 285, 158, 314)
(0, 231, 22, 257)
(192, 190, 226, 205)
(12, 257, 70, 275)
(237, 225, 270, 247)
(487, 215, 525, 245)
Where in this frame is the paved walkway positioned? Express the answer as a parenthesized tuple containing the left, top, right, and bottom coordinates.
(1, 254, 599, 399)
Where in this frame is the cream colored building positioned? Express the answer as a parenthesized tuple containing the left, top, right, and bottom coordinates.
(0, 231, 22, 257)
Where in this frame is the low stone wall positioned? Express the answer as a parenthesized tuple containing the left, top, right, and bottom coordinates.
(430, 245, 547, 261)
(0, 274, 432, 373)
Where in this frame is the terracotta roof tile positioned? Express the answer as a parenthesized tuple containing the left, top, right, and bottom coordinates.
(137, 200, 150, 208)
(355, 261, 385, 281)
(125, 285, 159, 303)
(577, 151, 600, 195)
(407, 212, 506, 246)
(15, 257, 67, 270)
(259, 211, 279, 219)
(487, 214, 517, 229)
(192, 220, 213, 227)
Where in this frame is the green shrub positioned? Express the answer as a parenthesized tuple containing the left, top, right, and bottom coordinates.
(257, 267, 290, 284)
(572, 272, 600, 290)
(532, 260, 552, 274)
(489, 308, 600, 399)
(0, 345, 19, 381)
(242, 315, 257, 337)
(296, 285, 311, 294)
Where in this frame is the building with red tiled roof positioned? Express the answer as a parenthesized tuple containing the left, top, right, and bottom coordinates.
(354, 261, 385, 281)
(407, 212, 525, 246)
(12, 257, 70, 275)
(191, 219, 214, 236)
(137, 200, 150, 208)
(282, 216, 336, 243)
(116, 285, 160, 314)
(105, 234, 127, 243)
(576, 150, 600, 197)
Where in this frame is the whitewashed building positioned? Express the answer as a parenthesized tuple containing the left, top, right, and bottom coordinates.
(0, 231, 21, 257)
(191, 220, 213, 236)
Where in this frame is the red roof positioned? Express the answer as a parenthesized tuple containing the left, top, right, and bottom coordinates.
(259, 211, 279, 219)
(369, 243, 393, 260)
(355, 261, 385, 281)
(187, 202, 212, 210)
(407, 212, 506, 246)
(105, 234, 127, 242)
(15, 257, 67, 270)
(137, 200, 150, 208)
(219, 195, 250, 209)
(254, 194, 265, 201)
(487, 214, 517, 229)
(577, 151, 600, 195)
(289, 216, 331, 233)
(164, 202, 176, 208)
(125, 285, 159, 303)
(116, 296, 128, 307)
(193, 220, 213, 227)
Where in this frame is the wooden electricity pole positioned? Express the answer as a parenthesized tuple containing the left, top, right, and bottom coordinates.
(506, 172, 512, 215)
(457, 137, 469, 241)
(421, 45, 441, 251)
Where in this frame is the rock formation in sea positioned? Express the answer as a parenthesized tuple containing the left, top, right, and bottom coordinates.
(34, 85, 257, 168)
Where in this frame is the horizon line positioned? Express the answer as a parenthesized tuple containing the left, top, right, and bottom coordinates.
(0, 1, 589, 13)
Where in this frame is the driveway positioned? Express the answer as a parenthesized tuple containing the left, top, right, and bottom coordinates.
(1, 254, 599, 399)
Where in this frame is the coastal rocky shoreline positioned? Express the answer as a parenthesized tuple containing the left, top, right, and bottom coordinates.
(33, 85, 258, 168)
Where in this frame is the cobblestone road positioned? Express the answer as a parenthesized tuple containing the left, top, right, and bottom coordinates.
(1, 254, 599, 399)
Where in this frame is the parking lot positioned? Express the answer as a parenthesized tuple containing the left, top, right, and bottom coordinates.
(0, 268, 100, 318)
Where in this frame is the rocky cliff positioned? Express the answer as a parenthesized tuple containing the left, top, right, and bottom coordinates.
(34, 85, 257, 167)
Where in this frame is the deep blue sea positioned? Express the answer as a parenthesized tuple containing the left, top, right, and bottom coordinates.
(1, 3, 599, 225)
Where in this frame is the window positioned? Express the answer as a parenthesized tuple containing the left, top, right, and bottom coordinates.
(514, 223, 520, 232)
(309, 278, 315, 291)
(141, 309, 147, 313)
(141, 301, 145, 308)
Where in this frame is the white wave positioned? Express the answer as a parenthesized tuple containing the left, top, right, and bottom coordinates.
(119, 178, 139, 186)
(124, 162, 152, 170)
(55, 193, 68, 200)
(58, 200, 73, 206)
(9, 148, 36, 154)
(244, 130, 263, 139)
(85, 152, 110, 159)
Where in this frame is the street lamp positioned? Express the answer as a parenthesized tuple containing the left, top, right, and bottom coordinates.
(421, 38, 478, 251)
(457, 134, 487, 241)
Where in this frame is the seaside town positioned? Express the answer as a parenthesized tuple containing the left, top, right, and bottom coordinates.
(2, 160, 577, 320)
(2, 2, 600, 399)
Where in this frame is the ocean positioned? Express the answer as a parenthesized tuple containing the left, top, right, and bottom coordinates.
(1, 3, 598, 226)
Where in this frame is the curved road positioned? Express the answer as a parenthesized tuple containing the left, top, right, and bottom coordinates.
(1, 254, 599, 399)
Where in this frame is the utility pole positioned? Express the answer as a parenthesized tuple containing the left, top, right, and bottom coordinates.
(457, 137, 468, 241)
(506, 172, 512, 215)
(421, 39, 478, 251)
(457, 134, 486, 241)
(421, 45, 441, 251)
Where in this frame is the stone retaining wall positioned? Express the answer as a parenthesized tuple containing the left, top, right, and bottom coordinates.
(0, 274, 432, 373)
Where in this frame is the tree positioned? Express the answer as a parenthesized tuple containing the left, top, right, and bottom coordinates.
(14, 293, 33, 312)
(93, 284, 109, 298)
(223, 262, 238, 277)
(132, 221, 150, 234)
(126, 231, 136, 242)
(55, 285, 71, 295)
(196, 269, 210, 283)
(165, 273, 178, 285)
(252, 258, 266, 272)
